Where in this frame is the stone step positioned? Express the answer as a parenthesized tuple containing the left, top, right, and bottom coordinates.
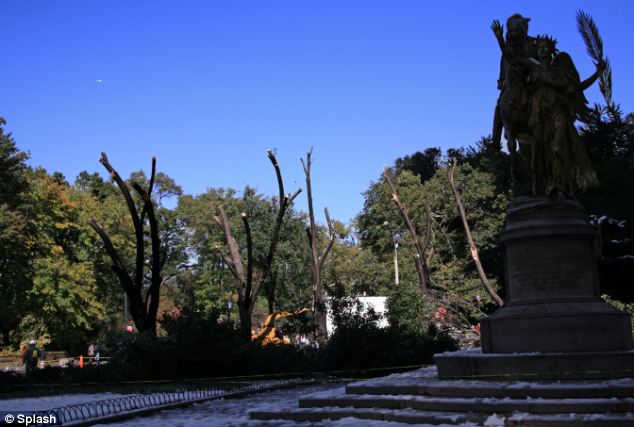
(250, 407, 634, 426)
(249, 368, 634, 426)
(298, 395, 634, 414)
(250, 408, 472, 425)
(505, 413, 634, 427)
(346, 380, 634, 399)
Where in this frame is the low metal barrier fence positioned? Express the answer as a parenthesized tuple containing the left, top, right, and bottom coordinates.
(31, 376, 313, 426)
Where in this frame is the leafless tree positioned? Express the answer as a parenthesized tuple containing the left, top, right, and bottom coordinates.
(214, 150, 301, 340)
(301, 148, 336, 339)
(89, 153, 168, 335)
(447, 159, 504, 306)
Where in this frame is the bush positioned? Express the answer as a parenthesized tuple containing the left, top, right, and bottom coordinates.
(386, 283, 435, 335)
(5, 303, 456, 384)
(103, 309, 324, 381)
(325, 296, 457, 371)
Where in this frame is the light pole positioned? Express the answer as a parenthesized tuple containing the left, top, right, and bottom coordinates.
(383, 221, 401, 286)
(393, 232, 401, 286)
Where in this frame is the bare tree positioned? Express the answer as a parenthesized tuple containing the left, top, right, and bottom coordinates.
(301, 148, 336, 339)
(447, 159, 504, 306)
(89, 153, 168, 335)
(383, 167, 432, 294)
(214, 150, 301, 340)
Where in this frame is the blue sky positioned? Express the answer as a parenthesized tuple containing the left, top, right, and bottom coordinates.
(3, 1, 633, 224)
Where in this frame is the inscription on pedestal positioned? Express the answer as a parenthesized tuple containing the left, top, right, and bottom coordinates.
(512, 261, 584, 297)
(505, 236, 596, 303)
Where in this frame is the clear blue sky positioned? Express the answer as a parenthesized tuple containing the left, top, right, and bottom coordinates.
(3, 1, 633, 224)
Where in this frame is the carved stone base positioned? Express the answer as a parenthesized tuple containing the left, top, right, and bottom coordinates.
(434, 348, 634, 380)
(480, 301, 633, 353)
(480, 196, 633, 354)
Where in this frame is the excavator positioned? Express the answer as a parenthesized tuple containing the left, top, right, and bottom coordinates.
(252, 308, 309, 345)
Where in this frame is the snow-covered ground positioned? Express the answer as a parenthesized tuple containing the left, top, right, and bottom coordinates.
(91, 383, 476, 427)
(5, 366, 631, 426)
(0, 382, 476, 426)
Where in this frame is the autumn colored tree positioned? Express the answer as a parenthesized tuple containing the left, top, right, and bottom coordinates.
(27, 169, 106, 350)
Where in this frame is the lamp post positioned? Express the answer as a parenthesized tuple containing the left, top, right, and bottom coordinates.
(383, 221, 401, 286)
(393, 232, 401, 286)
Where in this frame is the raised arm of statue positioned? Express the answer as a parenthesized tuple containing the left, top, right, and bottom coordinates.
(577, 60, 604, 92)
(491, 20, 510, 59)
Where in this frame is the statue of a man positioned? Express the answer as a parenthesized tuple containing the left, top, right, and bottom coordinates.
(491, 14, 537, 151)
(491, 14, 539, 194)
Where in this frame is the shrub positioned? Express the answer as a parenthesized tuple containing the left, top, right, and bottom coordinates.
(325, 295, 457, 371)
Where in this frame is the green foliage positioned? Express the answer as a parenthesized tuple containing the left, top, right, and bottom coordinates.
(103, 310, 322, 380)
(176, 186, 313, 318)
(326, 296, 456, 370)
(579, 107, 634, 301)
(25, 169, 106, 352)
(423, 163, 509, 302)
(394, 147, 442, 183)
(323, 241, 388, 296)
(357, 148, 509, 325)
(0, 118, 29, 208)
(0, 119, 35, 348)
(580, 107, 634, 239)
(385, 282, 434, 335)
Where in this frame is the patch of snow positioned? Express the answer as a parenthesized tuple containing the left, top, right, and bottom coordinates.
(483, 413, 505, 426)
(77, 384, 473, 427)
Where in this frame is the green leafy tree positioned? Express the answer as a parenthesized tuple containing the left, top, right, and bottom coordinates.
(579, 106, 634, 302)
(0, 118, 34, 348)
(358, 148, 510, 329)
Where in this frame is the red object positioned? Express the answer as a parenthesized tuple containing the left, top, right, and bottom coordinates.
(79, 355, 85, 368)
(126, 325, 133, 333)
(435, 306, 447, 320)
(473, 323, 481, 333)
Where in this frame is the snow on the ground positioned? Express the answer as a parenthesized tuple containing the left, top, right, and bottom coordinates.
(0, 392, 127, 411)
(4, 366, 634, 426)
(349, 365, 634, 391)
(81, 383, 475, 427)
(349, 366, 438, 387)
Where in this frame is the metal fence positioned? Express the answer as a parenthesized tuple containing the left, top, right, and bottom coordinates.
(32, 376, 314, 426)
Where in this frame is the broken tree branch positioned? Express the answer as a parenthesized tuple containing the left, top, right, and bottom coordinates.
(383, 166, 431, 293)
(447, 159, 504, 306)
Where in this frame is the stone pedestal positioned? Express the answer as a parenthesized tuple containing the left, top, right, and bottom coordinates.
(481, 196, 633, 353)
(436, 196, 634, 379)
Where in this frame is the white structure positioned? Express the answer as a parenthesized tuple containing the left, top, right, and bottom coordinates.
(325, 295, 389, 336)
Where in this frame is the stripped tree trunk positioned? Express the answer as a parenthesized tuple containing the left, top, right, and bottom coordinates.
(447, 159, 504, 306)
(301, 148, 336, 339)
(214, 150, 301, 340)
(89, 153, 164, 335)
